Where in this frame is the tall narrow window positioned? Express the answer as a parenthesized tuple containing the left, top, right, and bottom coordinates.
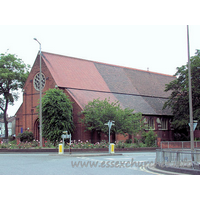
(161, 118, 168, 130)
(144, 117, 155, 130)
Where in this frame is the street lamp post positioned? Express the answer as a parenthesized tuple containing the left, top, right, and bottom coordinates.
(34, 38, 42, 147)
(187, 25, 194, 156)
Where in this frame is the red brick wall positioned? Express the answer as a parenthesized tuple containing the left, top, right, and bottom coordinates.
(160, 141, 200, 149)
(15, 104, 23, 144)
(194, 130, 200, 139)
(116, 133, 129, 142)
(15, 55, 57, 140)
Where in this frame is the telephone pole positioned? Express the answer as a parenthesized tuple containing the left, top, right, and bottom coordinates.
(187, 25, 194, 154)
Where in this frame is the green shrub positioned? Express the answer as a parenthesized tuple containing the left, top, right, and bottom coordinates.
(115, 141, 125, 148)
(0, 143, 8, 148)
(95, 140, 107, 148)
(125, 139, 132, 144)
(133, 137, 138, 144)
(142, 129, 157, 147)
(44, 140, 54, 148)
(131, 143, 139, 148)
(8, 135, 16, 141)
(9, 140, 17, 145)
(17, 131, 34, 142)
(138, 142, 147, 147)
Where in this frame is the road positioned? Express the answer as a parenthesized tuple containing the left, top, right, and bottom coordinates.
(0, 152, 159, 175)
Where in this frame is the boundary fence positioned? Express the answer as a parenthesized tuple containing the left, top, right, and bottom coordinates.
(156, 149, 200, 170)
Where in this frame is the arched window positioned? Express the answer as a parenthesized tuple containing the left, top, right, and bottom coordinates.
(144, 117, 155, 130)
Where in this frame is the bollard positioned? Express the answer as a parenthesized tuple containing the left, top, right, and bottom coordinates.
(110, 143, 115, 154)
(59, 144, 64, 154)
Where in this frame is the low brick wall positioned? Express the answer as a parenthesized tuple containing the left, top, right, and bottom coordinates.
(0, 147, 157, 153)
(160, 141, 200, 149)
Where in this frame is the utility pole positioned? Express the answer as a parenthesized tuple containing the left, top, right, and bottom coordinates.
(187, 25, 194, 155)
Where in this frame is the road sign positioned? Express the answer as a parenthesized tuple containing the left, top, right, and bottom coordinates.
(188, 121, 198, 131)
(66, 134, 70, 139)
(61, 134, 67, 139)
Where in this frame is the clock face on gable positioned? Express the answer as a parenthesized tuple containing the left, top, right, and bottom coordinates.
(33, 72, 46, 91)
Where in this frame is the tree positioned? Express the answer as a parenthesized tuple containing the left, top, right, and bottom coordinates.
(163, 49, 200, 140)
(39, 88, 74, 144)
(80, 98, 144, 138)
(0, 53, 30, 139)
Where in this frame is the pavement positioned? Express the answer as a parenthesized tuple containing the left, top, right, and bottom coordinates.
(146, 165, 189, 175)
(51, 152, 123, 157)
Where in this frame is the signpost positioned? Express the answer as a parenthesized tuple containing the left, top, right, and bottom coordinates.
(58, 131, 71, 154)
(59, 134, 66, 154)
(188, 120, 198, 162)
(63, 131, 71, 154)
(104, 120, 115, 153)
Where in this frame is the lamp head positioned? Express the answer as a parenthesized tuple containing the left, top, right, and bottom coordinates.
(33, 38, 41, 45)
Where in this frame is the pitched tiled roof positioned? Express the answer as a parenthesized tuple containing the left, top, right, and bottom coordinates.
(41, 52, 175, 115)
(42, 52, 110, 92)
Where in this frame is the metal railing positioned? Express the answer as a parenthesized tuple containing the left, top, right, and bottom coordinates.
(156, 149, 200, 169)
(160, 141, 200, 149)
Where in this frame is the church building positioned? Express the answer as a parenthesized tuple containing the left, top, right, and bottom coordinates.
(15, 51, 176, 144)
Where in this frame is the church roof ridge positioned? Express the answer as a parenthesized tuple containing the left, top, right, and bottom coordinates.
(41, 51, 174, 78)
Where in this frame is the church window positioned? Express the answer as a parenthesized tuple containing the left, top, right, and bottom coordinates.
(33, 73, 46, 91)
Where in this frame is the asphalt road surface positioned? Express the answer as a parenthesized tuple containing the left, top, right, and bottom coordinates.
(0, 152, 159, 175)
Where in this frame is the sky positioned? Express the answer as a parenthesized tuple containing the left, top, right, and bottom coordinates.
(1, 1, 200, 117)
